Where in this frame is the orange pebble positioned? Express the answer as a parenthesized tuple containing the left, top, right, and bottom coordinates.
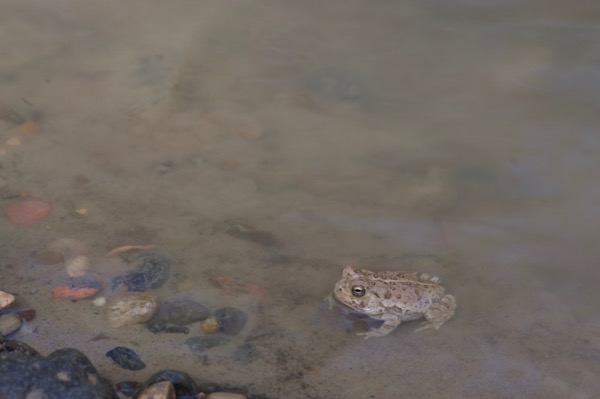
(5, 199, 52, 226)
(18, 121, 42, 135)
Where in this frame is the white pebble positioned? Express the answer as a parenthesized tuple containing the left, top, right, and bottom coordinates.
(65, 255, 91, 278)
(93, 297, 106, 307)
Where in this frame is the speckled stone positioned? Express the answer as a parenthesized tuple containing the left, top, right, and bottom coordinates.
(0, 346, 115, 398)
(108, 292, 159, 328)
(168, 299, 210, 325)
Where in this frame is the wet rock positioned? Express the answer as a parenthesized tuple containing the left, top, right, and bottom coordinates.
(138, 381, 176, 399)
(65, 255, 91, 278)
(0, 336, 40, 357)
(30, 250, 64, 267)
(112, 252, 171, 292)
(52, 278, 102, 300)
(213, 307, 247, 335)
(108, 292, 159, 328)
(200, 316, 220, 334)
(106, 346, 146, 370)
(0, 290, 14, 309)
(147, 320, 167, 333)
(185, 335, 229, 353)
(115, 380, 141, 398)
(0, 346, 115, 399)
(136, 369, 198, 397)
(165, 325, 189, 334)
(15, 308, 36, 322)
(0, 314, 21, 336)
(168, 299, 210, 325)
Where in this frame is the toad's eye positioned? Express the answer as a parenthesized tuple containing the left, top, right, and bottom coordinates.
(351, 285, 366, 297)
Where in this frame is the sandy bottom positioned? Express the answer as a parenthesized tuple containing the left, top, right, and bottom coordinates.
(1, 1, 599, 398)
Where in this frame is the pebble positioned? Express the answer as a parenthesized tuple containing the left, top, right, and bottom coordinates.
(30, 250, 64, 267)
(135, 370, 198, 397)
(213, 307, 247, 335)
(185, 335, 228, 353)
(138, 381, 175, 399)
(200, 316, 220, 334)
(52, 278, 102, 301)
(16, 309, 36, 322)
(108, 292, 159, 328)
(0, 290, 15, 309)
(168, 299, 210, 325)
(5, 199, 52, 226)
(206, 393, 247, 399)
(112, 252, 171, 292)
(147, 321, 167, 334)
(115, 381, 141, 398)
(64, 255, 90, 278)
(93, 297, 106, 307)
(106, 346, 146, 370)
(164, 326, 189, 334)
(0, 314, 22, 336)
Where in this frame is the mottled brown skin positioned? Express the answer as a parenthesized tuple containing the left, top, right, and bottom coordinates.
(330, 266, 456, 339)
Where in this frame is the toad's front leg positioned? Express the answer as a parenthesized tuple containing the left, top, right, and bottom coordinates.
(357, 314, 401, 340)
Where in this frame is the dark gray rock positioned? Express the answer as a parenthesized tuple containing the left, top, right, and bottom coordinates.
(168, 299, 210, 325)
(214, 307, 247, 335)
(106, 346, 146, 371)
(0, 342, 116, 399)
(112, 252, 171, 292)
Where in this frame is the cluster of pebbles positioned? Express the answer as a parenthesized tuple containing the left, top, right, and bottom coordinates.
(0, 336, 264, 399)
(0, 289, 35, 338)
(2, 245, 255, 398)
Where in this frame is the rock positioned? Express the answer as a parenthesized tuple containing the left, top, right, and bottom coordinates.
(0, 336, 40, 357)
(138, 381, 175, 399)
(112, 252, 171, 292)
(164, 326, 189, 334)
(147, 320, 167, 333)
(106, 346, 146, 370)
(15, 308, 36, 322)
(185, 335, 229, 353)
(135, 369, 198, 397)
(206, 393, 247, 399)
(65, 255, 91, 278)
(200, 316, 220, 334)
(115, 380, 141, 398)
(30, 250, 64, 267)
(108, 292, 159, 328)
(5, 199, 52, 226)
(93, 297, 107, 307)
(52, 278, 102, 300)
(0, 314, 22, 336)
(0, 290, 15, 309)
(168, 299, 210, 325)
(0, 345, 116, 399)
(213, 307, 247, 335)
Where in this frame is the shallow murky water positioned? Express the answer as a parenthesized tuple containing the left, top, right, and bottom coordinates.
(1, 1, 599, 398)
